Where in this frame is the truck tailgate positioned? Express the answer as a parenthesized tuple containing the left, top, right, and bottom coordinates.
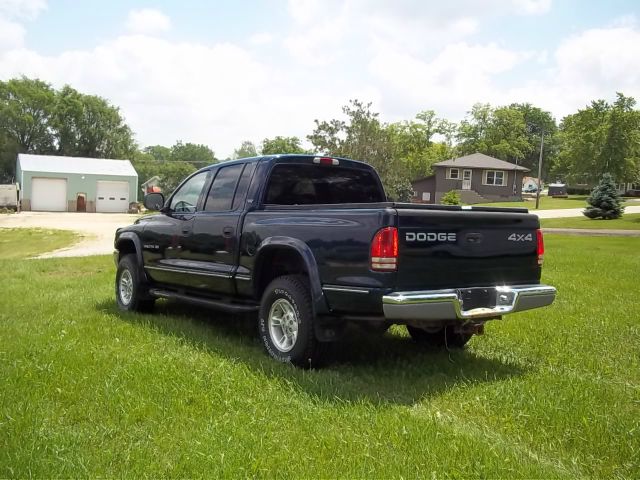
(395, 206, 541, 290)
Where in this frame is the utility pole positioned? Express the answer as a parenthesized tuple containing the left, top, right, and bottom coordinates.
(535, 130, 544, 209)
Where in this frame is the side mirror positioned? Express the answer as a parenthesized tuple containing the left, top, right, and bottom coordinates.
(143, 192, 165, 211)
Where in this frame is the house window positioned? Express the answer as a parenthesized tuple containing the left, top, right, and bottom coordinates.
(447, 168, 460, 180)
(484, 170, 506, 186)
(462, 169, 472, 181)
(484, 170, 507, 187)
(422, 192, 431, 201)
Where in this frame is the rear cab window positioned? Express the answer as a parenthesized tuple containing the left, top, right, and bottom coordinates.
(264, 163, 385, 205)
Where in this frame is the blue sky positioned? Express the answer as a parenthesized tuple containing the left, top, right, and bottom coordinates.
(1, 0, 639, 157)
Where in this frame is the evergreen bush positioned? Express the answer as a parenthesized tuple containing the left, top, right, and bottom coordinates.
(583, 173, 624, 219)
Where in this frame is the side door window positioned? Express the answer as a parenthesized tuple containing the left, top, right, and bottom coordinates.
(170, 171, 208, 214)
(204, 164, 244, 211)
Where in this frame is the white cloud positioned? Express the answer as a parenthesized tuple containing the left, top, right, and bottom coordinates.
(512, 0, 551, 15)
(368, 42, 531, 121)
(282, 0, 552, 68)
(125, 8, 171, 35)
(0, 17, 25, 50)
(0, 0, 46, 19)
(248, 32, 274, 46)
(0, 0, 45, 51)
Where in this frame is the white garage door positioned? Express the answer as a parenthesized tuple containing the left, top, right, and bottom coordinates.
(96, 181, 130, 213)
(31, 178, 67, 211)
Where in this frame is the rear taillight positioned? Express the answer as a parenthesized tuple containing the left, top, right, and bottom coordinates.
(537, 229, 544, 266)
(371, 227, 398, 271)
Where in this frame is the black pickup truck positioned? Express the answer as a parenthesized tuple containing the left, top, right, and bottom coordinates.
(114, 154, 556, 367)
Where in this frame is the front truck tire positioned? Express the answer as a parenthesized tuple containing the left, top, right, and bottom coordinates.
(115, 253, 155, 312)
(258, 275, 325, 368)
(406, 325, 473, 349)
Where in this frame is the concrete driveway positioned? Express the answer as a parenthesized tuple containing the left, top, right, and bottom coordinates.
(0, 211, 139, 258)
(535, 205, 640, 218)
(2, 205, 640, 258)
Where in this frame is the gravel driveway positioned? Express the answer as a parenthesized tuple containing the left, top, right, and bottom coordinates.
(2, 205, 640, 258)
(0, 212, 139, 258)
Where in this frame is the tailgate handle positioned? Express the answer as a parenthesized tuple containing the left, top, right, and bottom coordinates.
(466, 232, 483, 243)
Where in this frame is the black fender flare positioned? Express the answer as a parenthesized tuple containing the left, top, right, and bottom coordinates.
(115, 232, 148, 282)
(253, 236, 329, 316)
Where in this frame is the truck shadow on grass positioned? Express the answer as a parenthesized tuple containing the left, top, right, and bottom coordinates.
(98, 299, 530, 406)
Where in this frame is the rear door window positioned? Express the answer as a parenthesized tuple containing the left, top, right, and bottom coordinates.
(264, 164, 385, 205)
(204, 164, 243, 212)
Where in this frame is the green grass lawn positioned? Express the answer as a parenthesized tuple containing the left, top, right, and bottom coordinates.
(541, 213, 640, 230)
(1, 236, 639, 477)
(0, 228, 78, 259)
(475, 195, 638, 210)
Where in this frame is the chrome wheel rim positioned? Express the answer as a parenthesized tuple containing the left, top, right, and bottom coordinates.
(119, 269, 134, 305)
(268, 298, 298, 352)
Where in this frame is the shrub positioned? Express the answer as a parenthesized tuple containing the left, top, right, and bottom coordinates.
(440, 190, 461, 205)
(583, 173, 624, 219)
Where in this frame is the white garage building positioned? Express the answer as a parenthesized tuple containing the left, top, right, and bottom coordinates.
(16, 154, 138, 213)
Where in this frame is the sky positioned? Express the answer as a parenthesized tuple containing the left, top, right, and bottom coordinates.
(0, 0, 639, 158)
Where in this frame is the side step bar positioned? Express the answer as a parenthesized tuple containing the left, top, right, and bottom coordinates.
(149, 288, 259, 314)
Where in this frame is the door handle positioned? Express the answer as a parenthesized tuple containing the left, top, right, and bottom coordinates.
(181, 228, 191, 234)
(223, 226, 234, 238)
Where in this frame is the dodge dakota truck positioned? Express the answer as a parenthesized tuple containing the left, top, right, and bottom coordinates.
(114, 154, 556, 367)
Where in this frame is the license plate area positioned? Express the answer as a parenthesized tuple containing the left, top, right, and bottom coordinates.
(459, 288, 497, 311)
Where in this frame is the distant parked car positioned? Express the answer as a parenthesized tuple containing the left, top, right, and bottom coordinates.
(523, 185, 538, 193)
(548, 183, 568, 198)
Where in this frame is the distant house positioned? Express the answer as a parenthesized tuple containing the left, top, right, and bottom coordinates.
(141, 175, 162, 194)
(411, 153, 530, 204)
(16, 154, 138, 213)
(618, 183, 640, 196)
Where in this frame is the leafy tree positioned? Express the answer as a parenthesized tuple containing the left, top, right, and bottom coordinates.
(130, 150, 160, 186)
(0, 77, 56, 154)
(456, 103, 492, 155)
(384, 174, 413, 202)
(440, 190, 461, 205)
(308, 100, 402, 196)
(388, 110, 455, 181)
(144, 145, 172, 162)
(583, 173, 624, 219)
(53, 85, 136, 159)
(554, 93, 640, 184)
(261, 136, 307, 155)
(509, 103, 558, 174)
(156, 161, 197, 193)
(456, 103, 532, 164)
(171, 141, 216, 167)
(0, 133, 19, 182)
(232, 140, 258, 159)
(0, 78, 56, 180)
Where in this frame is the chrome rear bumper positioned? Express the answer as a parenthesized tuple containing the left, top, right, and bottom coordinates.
(382, 284, 556, 321)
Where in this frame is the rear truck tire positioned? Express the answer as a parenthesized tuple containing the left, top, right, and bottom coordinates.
(258, 275, 324, 368)
(406, 325, 473, 349)
(115, 253, 155, 312)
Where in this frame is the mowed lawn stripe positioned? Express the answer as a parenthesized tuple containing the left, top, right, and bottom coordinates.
(1, 236, 638, 477)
